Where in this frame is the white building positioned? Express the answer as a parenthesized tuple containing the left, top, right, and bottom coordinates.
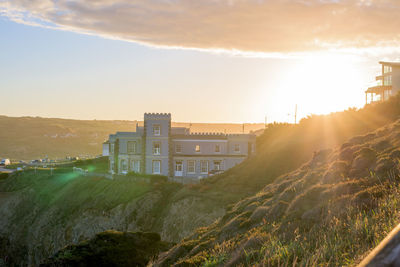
(366, 61, 400, 104)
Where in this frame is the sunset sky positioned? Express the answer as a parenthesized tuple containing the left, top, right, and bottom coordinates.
(1, 0, 400, 123)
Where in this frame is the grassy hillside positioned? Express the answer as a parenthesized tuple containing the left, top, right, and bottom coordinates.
(197, 94, 400, 203)
(155, 118, 400, 266)
(0, 116, 263, 160)
(0, 163, 226, 266)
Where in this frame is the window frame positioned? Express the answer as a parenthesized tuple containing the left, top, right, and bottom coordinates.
(175, 160, 183, 172)
(121, 159, 128, 171)
(195, 144, 201, 153)
(200, 160, 209, 174)
(152, 160, 161, 174)
(127, 141, 137, 154)
(213, 160, 222, 171)
(234, 144, 241, 153)
(153, 124, 161, 136)
(187, 160, 196, 174)
(153, 141, 161, 155)
(110, 143, 115, 153)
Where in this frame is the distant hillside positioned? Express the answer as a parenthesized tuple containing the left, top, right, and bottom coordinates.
(0, 116, 264, 160)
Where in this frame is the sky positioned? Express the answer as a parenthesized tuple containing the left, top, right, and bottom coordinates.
(1, 0, 400, 123)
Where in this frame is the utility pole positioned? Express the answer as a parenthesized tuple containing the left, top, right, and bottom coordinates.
(242, 123, 245, 133)
(265, 116, 267, 128)
(294, 104, 298, 124)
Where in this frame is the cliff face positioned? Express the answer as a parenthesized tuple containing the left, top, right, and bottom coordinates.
(0, 176, 225, 266)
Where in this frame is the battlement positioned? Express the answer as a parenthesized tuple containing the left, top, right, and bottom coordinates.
(144, 113, 171, 120)
(189, 132, 226, 136)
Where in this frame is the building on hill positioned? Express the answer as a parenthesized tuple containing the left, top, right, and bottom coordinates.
(366, 61, 400, 104)
(106, 113, 256, 178)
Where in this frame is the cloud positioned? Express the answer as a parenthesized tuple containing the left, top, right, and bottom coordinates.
(2, 0, 400, 53)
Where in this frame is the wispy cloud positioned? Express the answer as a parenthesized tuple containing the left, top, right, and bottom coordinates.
(2, 0, 400, 53)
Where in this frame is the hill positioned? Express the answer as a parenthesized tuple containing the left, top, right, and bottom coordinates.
(198, 94, 400, 202)
(154, 118, 400, 266)
(3, 96, 400, 266)
(0, 116, 263, 160)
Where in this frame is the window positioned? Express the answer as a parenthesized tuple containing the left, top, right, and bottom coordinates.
(234, 144, 240, 153)
(175, 144, 182, 153)
(215, 144, 220, 153)
(152, 160, 161, 174)
(127, 141, 137, 153)
(384, 75, 392, 86)
(153, 124, 161, 136)
(195, 145, 201, 153)
(213, 161, 222, 171)
(187, 160, 196, 173)
(121, 159, 128, 171)
(110, 144, 115, 153)
(384, 65, 392, 74)
(131, 160, 140, 172)
(200, 160, 209, 173)
(153, 142, 161, 155)
(175, 161, 183, 172)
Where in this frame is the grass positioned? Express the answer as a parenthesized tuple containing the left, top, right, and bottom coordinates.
(0, 169, 153, 226)
(155, 115, 400, 266)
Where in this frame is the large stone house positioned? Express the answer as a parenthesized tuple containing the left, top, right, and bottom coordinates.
(105, 113, 256, 178)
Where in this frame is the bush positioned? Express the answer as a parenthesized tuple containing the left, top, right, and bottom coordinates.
(0, 173, 9, 181)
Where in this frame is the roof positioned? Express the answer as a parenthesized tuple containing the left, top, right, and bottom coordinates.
(366, 85, 392, 93)
(379, 61, 400, 67)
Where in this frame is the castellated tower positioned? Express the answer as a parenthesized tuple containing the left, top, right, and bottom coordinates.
(143, 113, 172, 176)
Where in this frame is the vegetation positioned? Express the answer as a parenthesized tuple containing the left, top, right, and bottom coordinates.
(155, 117, 400, 266)
(56, 156, 110, 173)
(40, 231, 173, 267)
(197, 94, 400, 204)
(4, 96, 400, 266)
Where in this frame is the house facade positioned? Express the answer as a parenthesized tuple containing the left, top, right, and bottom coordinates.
(106, 113, 256, 178)
(366, 61, 400, 104)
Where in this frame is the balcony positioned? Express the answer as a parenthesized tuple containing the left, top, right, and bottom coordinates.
(366, 85, 392, 94)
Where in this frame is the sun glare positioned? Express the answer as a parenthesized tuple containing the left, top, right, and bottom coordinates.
(266, 54, 368, 122)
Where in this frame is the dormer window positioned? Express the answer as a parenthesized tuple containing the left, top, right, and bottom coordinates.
(195, 145, 201, 153)
(234, 144, 240, 153)
(153, 124, 161, 136)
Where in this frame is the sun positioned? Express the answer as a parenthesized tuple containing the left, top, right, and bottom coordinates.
(268, 53, 368, 122)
